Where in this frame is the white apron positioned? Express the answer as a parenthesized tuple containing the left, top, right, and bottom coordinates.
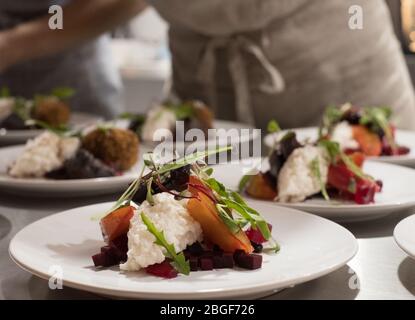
(149, 0, 415, 130)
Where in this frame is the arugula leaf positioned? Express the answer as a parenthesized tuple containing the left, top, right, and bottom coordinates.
(309, 157, 330, 201)
(51, 87, 75, 100)
(203, 177, 272, 241)
(216, 204, 241, 234)
(318, 140, 374, 181)
(360, 106, 395, 150)
(141, 212, 190, 275)
(267, 120, 281, 134)
(146, 177, 155, 205)
(168, 103, 195, 120)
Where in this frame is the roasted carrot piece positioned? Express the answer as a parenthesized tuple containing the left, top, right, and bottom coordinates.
(100, 205, 135, 242)
(187, 177, 253, 253)
(351, 125, 382, 157)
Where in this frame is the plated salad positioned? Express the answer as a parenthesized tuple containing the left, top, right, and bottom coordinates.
(121, 100, 214, 142)
(320, 103, 410, 157)
(0, 87, 73, 131)
(240, 121, 382, 205)
(8, 127, 139, 180)
(92, 148, 279, 278)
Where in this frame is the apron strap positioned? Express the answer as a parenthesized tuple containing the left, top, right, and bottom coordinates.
(197, 34, 285, 125)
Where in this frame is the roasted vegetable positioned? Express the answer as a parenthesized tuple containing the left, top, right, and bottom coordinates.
(245, 173, 277, 200)
(100, 205, 135, 242)
(187, 177, 253, 254)
(351, 125, 382, 156)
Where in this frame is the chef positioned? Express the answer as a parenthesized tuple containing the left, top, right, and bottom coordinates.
(146, 0, 415, 130)
(0, 0, 145, 118)
(1, 0, 414, 129)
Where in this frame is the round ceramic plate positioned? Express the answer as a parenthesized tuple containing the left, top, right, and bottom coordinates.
(212, 159, 415, 222)
(0, 112, 101, 146)
(264, 127, 415, 167)
(9, 201, 357, 299)
(0, 145, 149, 197)
(394, 214, 415, 259)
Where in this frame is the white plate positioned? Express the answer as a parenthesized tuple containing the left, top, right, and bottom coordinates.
(212, 159, 415, 222)
(9, 201, 357, 299)
(0, 145, 148, 197)
(394, 214, 415, 259)
(264, 127, 415, 167)
(0, 112, 102, 146)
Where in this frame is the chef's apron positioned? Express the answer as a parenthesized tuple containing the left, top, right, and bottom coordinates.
(149, 0, 415, 130)
(0, 0, 122, 118)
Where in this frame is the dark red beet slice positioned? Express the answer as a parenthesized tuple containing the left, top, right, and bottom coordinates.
(234, 252, 263, 270)
(213, 256, 224, 269)
(187, 242, 204, 256)
(146, 261, 178, 279)
(245, 224, 272, 244)
(189, 257, 199, 271)
(199, 258, 214, 271)
(222, 253, 235, 268)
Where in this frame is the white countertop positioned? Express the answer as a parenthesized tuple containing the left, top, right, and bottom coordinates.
(0, 192, 414, 300)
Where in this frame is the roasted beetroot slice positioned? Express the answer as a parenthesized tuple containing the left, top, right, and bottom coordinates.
(92, 252, 117, 267)
(199, 258, 214, 271)
(146, 261, 178, 279)
(222, 253, 235, 268)
(189, 257, 199, 271)
(245, 224, 272, 244)
(234, 252, 263, 270)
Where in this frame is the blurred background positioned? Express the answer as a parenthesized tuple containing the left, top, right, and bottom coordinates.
(113, 1, 415, 113)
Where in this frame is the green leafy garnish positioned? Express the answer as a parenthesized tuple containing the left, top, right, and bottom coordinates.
(238, 174, 252, 193)
(50, 87, 75, 100)
(310, 157, 330, 201)
(360, 106, 395, 150)
(146, 177, 155, 205)
(157, 146, 231, 174)
(0, 87, 10, 98)
(166, 102, 195, 120)
(318, 140, 373, 181)
(141, 212, 190, 275)
(267, 119, 281, 134)
(203, 177, 272, 241)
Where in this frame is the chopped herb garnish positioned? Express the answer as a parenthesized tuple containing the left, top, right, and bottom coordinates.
(146, 177, 155, 205)
(267, 119, 281, 134)
(310, 157, 330, 201)
(0, 87, 10, 98)
(141, 212, 190, 275)
(318, 140, 374, 181)
(238, 174, 252, 193)
(50, 87, 75, 100)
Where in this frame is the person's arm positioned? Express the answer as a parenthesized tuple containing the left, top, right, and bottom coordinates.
(0, 0, 147, 72)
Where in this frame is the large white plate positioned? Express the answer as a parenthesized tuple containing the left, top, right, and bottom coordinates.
(0, 112, 102, 146)
(264, 127, 415, 167)
(212, 159, 415, 222)
(394, 214, 415, 259)
(0, 145, 148, 197)
(9, 201, 357, 299)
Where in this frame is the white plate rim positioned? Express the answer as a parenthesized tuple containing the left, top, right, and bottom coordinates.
(394, 214, 415, 259)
